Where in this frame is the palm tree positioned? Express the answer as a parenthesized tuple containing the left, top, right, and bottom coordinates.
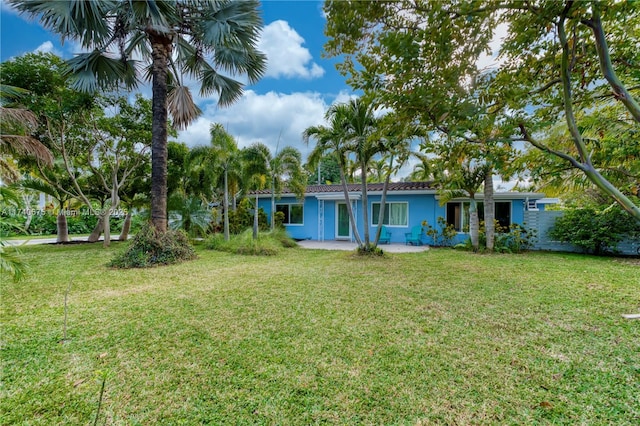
(11, 0, 266, 233)
(0, 84, 53, 182)
(242, 142, 306, 232)
(241, 144, 269, 240)
(303, 105, 363, 245)
(208, 124, 242, 240)
(319, 99, 380, 249)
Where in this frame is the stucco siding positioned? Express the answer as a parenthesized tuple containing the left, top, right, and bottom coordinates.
(258, 192, 538, 245)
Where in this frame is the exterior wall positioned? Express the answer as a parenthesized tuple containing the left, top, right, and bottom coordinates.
(259, 194, 535, 245)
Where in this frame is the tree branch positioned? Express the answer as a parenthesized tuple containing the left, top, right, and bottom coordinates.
(518, 123, 586, 171)
(581, 4, 640, 122)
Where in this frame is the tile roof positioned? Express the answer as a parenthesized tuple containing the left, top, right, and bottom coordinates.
(250, 181, 435, 195)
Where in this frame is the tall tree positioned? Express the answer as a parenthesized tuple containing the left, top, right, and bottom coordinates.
(11, 0, 267, 232)
(419, 138, 489, 251)
(303, 104, 363, 245)
(208, 123, 242, 240)
(324, 0, 640, 221)
(241, 142, 306, 231)
(241, 144, 269, 240)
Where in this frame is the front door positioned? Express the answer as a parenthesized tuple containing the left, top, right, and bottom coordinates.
(336, 202, 351, 239)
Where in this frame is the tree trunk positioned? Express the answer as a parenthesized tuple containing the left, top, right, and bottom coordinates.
(88, 216, 103, 243)
(484, 172, 495, 251)
(119, 211, 132, 241)
(102, 211, 111, 248)
(149, 34, 172, 233)
(253, 194, 259, 240)
(469, 197, 479, 252)
(56, 212, 69, 243)
(339, 165, 362, 246)
(223, 168, 230, 241)
(271, 177, 276, 231)
(24, 210, 33, 233)
(373, 172, 391, 246)
(360, 161, 370, 248)
(22, 194, 34, 232)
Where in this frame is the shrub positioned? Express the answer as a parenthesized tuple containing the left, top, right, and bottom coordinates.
(109, 224, 196, 268)
(422, 216, 457, 247)
(356, 244, 385, 256)
(455, 222, 537, 254)
(494, 223, 537, 253)
(204, 228, 296, 255)
(549, 205, 639, 255)
(227, 198, 268, 234)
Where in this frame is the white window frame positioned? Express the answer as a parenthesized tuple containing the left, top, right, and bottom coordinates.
(371, 202, 408, 227)
(276, 203, 304, 226)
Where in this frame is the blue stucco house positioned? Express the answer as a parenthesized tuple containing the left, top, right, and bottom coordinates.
(252, 181, 556, 245)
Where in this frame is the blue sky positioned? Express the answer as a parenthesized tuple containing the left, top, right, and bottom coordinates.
(0, 0, 356, 163)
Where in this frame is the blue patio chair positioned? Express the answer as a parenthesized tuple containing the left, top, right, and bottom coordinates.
(378, 225, 392, 244)
(404, 225, 423, 245)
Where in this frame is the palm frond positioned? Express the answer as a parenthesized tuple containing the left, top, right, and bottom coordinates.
(167, 85, 202, 130)
(199, 67, 243, 107)
(0, 158, 20, 184)
(0, 241, 27, 282)
(66, 50, 139, 92)
(9, 0, 116, 47)
(0, 106, 38, 128)
(213, 46, 266, 84)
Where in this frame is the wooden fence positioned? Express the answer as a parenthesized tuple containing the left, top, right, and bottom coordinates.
(523, 210, 639, 256)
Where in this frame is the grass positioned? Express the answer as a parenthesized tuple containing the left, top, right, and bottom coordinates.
(1, 243, 639, 424)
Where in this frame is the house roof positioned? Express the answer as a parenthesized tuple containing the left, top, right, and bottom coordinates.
(250, 181, 436, 196)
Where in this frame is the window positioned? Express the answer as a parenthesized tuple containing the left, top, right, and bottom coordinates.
(276, 203, 303, 225)
(371, 202, 408, 226)
(446, 201, 511, 232)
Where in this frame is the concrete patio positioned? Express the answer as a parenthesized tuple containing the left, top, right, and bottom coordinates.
(296, 240, 429, 253)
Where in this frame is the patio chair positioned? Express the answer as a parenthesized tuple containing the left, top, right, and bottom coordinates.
(404, 225, 423, 245)
(378, 225, 392, 244)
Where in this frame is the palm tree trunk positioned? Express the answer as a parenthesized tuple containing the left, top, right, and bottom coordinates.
(119, 211, 132, 241)
(253, 194, 259, 240)
(149, 34, 172, 233)
(360, 161, 370, 248)
(469, 197, 479, 252)
(223, 168, 230, 241)
(484, 171, 495, 251)
(374, 172, 391, 246)
(339, 166, 362, 246)
(56, 212, 69, 243)
(271, 177, 276, 230)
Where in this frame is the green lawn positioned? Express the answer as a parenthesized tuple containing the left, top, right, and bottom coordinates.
(2, 244, 639, 424)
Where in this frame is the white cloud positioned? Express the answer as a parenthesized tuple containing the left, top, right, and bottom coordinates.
(177, 90, 329, 160)
(258, 20, 325, 80)
(33, 41, 59, 55)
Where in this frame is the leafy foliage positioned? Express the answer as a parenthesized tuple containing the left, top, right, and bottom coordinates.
(423, 217, 457, 247)
(204, 228, 295, 256)
(455, 221, 537, 254)
(109, 224, 196, 268)
(549, 205, 640, 255)
(323, 0, 640, 221)
(226, 198, 268, 235)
